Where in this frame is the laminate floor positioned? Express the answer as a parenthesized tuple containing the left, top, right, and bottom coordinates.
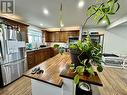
(97, 67, 127, 95)
(0, 67, 127, 95)
(0, 77, 31, 95)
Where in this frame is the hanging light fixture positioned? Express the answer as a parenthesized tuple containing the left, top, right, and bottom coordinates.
(59, 1, 64, 29)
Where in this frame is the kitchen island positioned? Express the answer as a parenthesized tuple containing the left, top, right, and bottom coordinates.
(24, 53, 102, 95)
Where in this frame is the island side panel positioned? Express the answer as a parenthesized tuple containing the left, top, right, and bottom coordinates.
(62, 78, 76, 95)
(62, 77, 101, 95)
(31, 79, 62, 95)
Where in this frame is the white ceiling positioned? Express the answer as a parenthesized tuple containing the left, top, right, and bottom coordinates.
(1, 0, 127, 28)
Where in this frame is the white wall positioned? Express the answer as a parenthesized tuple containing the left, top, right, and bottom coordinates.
(104, 25, 127, 55)
(107, 15, 127, 29)
(85, 26, 127, 55)
(83, 27, 106, 33)
(46, 42, 68, 48)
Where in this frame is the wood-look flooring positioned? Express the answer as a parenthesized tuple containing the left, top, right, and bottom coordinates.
(97, 67, 127, 95)
(0, 77, 31, 95)
(0, 67, 127, 95)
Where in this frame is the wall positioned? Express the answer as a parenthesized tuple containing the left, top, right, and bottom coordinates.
(84, 26, 127, 55)
(46, 42, 68, 48)
(107, 15, 127, 29)
(104, 25, 127, 55)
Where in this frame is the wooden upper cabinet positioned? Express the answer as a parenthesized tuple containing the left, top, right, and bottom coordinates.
(59, 32, 67, 42)
(0, 17, 29, 42)
(44, 30, 79, 42)
(44, 31, 50, 42)
(55, 32, 59, 42)
(50, 32, 56, 42)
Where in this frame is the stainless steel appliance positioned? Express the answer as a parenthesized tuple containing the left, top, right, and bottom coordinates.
(68, 36, 79, 44)
(0, 23, 26, 87)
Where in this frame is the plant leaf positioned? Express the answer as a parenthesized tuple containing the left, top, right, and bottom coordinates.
(74, 74, 79, 85)
(115, 3, 120, 13)
(97, 15, 105, 24)
(77, 40, 83, 51)
(114, 0, 118, 3)
(97, 66, 103, 72)
(69, 44, 77, 49)
(59, 47, 64, 55)
(83, 59, 88, 65)
(53, 44, 59, 49)
(69, 64, 75, 70)
(105, 15, 110, 25)
(76, 66, 84, 75)
(86, 66, 94, 75)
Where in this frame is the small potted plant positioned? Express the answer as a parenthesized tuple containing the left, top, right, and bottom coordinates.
(69, 33, 103, 84)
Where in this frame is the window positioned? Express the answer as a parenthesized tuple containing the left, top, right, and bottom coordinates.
(28, 29, 42, 44)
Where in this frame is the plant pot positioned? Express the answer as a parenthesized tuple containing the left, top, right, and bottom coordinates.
(76, 82, 92, 95)
(70, 50, 80, 69)
(83, 71, 91, 77)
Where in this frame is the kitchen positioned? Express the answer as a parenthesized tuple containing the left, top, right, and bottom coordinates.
(0, 0, 127, 95)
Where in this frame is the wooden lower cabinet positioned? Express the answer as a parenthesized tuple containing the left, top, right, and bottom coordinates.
(27, 47, 58, 69)
(35, 50, 43, 66)
(27, 51, 35, 69)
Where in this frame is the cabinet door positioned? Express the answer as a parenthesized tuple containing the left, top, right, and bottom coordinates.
(59, 32, 66, 42)
(45, 30, 79, 42)
(45, 32, 50, 42)
(27, 52, 35, 69)
(40, 49, 47, 61)
(45, 32, 56, 42)
(50, 48, 54, 57)
(43, 48, 50, 60)
(35, 51, 42, 65)
(67, 31, 79, 38)
(48, 32, 55, 42)
(54, 32, 59, 42)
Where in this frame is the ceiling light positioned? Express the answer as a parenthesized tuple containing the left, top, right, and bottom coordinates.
(59, 2, 64, 28)
(78, 0, 85, 8)
(60, 23, 64, 27)
(102, 20, 106, 24)
(43, 8, 49, 15)
(40, 23, 43, 26)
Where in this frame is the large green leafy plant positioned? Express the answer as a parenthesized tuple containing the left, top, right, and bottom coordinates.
(83, 0, 120, 27)
(70, 33, 103, 84)
(72, 0, 120, 84)
(54, 0, 120, 85)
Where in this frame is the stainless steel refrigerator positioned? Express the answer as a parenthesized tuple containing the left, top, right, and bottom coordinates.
(0, 23, 27, 87)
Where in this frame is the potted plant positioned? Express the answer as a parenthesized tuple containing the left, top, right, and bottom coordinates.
(54, 0, 120, 85)
(69, 33, 103, 84)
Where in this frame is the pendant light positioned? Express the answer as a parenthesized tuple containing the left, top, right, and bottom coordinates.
(59, 1, 64, 30)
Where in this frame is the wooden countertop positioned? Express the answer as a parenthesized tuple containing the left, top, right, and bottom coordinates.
(24, 53, 102, 88)
(26, 47, 51, 53)
(24, 53, 71, 87)
(60, 68, 103, 86)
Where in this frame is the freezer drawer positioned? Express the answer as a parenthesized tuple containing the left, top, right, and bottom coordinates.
(1, 59, 26, 86)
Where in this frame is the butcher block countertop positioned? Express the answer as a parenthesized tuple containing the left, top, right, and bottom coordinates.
(24, 53, 71, 87)
(24, 53, 102, 88)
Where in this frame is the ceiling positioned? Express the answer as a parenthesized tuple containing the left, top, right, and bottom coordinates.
(1, 0, 127, 28)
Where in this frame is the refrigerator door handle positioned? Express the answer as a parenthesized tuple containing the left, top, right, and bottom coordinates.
(0, 28, 4, 59)
(0, 40, 3, 59)
(1, 59, 25, 66)
(0, 27, 6, 60)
